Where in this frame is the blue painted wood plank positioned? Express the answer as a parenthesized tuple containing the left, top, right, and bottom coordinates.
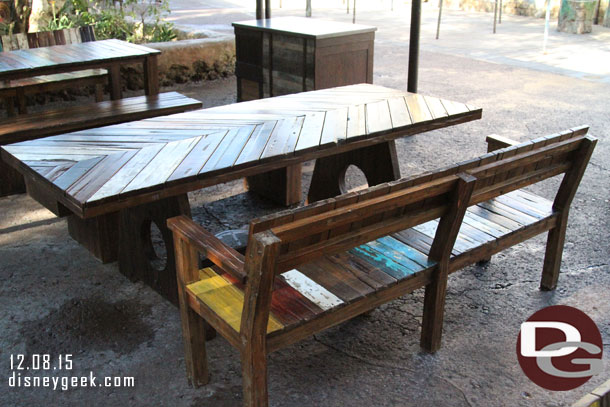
(377, 236, 436, 268)
(366, 240, 424, 274)
(349, 245, 414, 280)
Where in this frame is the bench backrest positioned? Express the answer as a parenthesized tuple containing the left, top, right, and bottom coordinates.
(239, 126, 596, 340)
(248, 126, 595, 272)
(1, 26, 95, 52)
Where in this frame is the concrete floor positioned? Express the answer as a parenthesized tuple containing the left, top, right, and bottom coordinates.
(1, 4, 609, 407)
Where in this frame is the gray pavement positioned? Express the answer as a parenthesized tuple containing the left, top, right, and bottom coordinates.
(1, 4, 609, 407)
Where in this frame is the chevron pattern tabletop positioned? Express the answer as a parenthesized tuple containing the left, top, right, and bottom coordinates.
(1, 84, 481, 218)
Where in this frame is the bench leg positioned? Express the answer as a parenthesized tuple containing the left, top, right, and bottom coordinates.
(245, 164, 302, 206)
(420, 262, 449, 353)
(540, 214, 568, 291)
(118, 194, 191, 305)
(241, 346, 268, 407)
(67, 212, 119, 263)
(181, 306, 210, 387)
(307, 140, 400, 203)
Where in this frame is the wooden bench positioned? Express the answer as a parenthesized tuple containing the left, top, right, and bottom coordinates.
(0, 91, 202, 196)
(172, 126, 597, 406)
(0, 27, 107, 115)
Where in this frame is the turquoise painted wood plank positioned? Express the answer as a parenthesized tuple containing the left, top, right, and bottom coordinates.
(366, 240, 426, 273)
(350, 246, 413, 280)
(376, 236, 436, 268)
(350, 244, 415, 280)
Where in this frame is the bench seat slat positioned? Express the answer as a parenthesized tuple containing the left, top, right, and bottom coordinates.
(185, 189, 555, 337)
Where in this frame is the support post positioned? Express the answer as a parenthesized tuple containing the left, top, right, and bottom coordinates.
(256, 0, 263, 19)
(408, 0, 422, 93)
(265, 0, 271, 18)
(436, 0, 444, 39)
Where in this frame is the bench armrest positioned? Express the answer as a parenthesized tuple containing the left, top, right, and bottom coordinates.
(486, 134, 520, 152)
(167, 215, 247, 283)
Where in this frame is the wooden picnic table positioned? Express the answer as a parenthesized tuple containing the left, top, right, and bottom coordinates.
(0, 84, 481, 304)
(0, 38, 160, 100)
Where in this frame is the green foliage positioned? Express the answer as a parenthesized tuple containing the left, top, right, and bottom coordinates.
(48, 0, 177, 43)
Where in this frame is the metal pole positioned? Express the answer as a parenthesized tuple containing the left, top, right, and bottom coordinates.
(499, 0, 503, 23)
(543, 0, 552, 53)
(306, 0, 312, 16)
(256, 0, 263, 19)
(265, 0, 271, 18)
(436, 0, 443, 39)
(353, 0, 356, 23)
(408, 0, 421, 93)
(493, 0, 498, 33)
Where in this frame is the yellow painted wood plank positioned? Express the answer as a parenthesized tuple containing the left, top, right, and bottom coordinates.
(188, 267, 284, 333)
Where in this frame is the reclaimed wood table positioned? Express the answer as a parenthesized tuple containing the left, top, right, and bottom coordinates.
(0, 38, 160, 100)
(1, 84, 481, 304)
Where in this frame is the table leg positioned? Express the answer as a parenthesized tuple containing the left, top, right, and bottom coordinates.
(307, 141, 401, 203)
(118, 194, 191, 305)
(67, 212, 119, 263)
(143, 54, 159, 96)
(108, 64, 122, 100)
(0, 160, 26, 197)
(245, 164, 302, 206)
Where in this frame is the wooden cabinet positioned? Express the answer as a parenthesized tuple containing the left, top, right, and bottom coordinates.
(233, 17, 376, 101)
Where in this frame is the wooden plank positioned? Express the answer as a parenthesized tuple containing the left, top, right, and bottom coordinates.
(387, 96, 412, 128)
(349, 244, 415, 280)
(319, 107, 348, 146)
(376, 236, 435, 268)
(365, 100, 393, 135)
(199, 126, 255, 173)
(121, 136, 201, 194)
(404, 93, 433, 123)
(294, 111, 325, 152)
(66, 149, 138, 203)
(89, 144, 165, 203)
(327, 251, 397, 289)
(188, 267, 283, 333)
(365, 239, 427, 273)
(298, 258, 374, 302)
(423, 95, 448, 119)
(346, 104, 366, 140)
(260, 116, 305, 159)
(280, 269, 344, 311)
(167, 131, 228, 182)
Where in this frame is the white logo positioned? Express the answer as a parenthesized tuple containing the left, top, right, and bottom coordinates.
(519, 321, 602, 378)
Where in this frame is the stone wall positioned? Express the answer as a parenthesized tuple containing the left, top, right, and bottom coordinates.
(121, 36, 236, 90)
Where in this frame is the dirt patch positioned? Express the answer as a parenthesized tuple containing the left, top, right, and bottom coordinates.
(20, 298, 154, 357)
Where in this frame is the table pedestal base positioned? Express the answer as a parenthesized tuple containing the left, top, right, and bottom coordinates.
(308, 141, 401, 203)
(68, 212, 119, 264)
(245, 164, 302, 206)
(118, 194, 191, 305)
